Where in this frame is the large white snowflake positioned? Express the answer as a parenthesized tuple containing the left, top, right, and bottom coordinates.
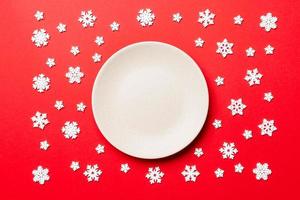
(61, 121, 80, 139)
(137, 8, 155, 27)
(198, 9, 215, 27)
(219, 142, 238, 159)
(227, 98, 246, 116)
(253, 162, 272, 180)
(31, 29, 50, 47)
(65, 66, 84, 84)
(146, 167, 164, 184)
(32, 74, 50, 92)
(32, 166, 50, 184)
(181, 165, 200, 182)
(260, 13, 277, 32)
(83, 164, 102, 182)
(244, 68, 263, 86)
(31, 111, 49, 129)
(78, 10, 96, 28)
(216, 38, 233, 58)
(258, 119, 277, 136)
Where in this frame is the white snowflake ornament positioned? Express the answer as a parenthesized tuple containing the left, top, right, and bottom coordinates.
(146, 167, 164, 184)
(78, 10, 96, 28)
(77, 102, 86, 112)
(95, 144, 105, 154)
(172, 13, 182, 23)
(198, 9, 215, 27)
(40, 140, 50, 150)
(227, 98, 246, 116)
(260, 13, 277, 32)
(46, 58, 55, 68)
(54, 100, 64, 110)
(246, 47, 255, 57)
(110, 21, 120, 31)
(70, 46, 80, 56)
(65, 66, 84, 84)
(253, 162, 272, 180)
(243, 129, 253, 140)
(215, 76, 224, 86)
(61, 121, 80, 139)
(31, 111, 49, 129)
(57, 23, 66, 33)
(258, 119, 277, 136)
(215, 168, 224, 178)
(194, 148, 204, 157)
(92, 53, 101, 63)
(31, 29, 50, 47)
(195, 37, 205, 47)
(219, 142, 238, 159)
(181, 165, 200, 182)
(70, 161, 80, 171)
(234, 163, 244, 173)
(33, 74, 50, 93)
(84, 164, 102, 182)
(95, 36, 104, 46)
(137, 8, 155, 27)
(212, 119, 222, 128)
(244, 68, 263, 86)
(216, 39, 233, 58)
(265, 45, 274, 55)
(121, 163, 130, 173)
(234, 15, 243, 25)
(32, 166, 50, 184)
(264, 92, 274, 102)
(34, 11, 44, 21)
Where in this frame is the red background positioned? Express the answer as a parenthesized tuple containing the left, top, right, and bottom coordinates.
(0, 0, 299, 199)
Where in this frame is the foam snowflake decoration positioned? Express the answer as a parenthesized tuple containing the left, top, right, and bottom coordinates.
(219, 142, 238, 159)
(137, 8, 155, 27)
(234, 15, 243, 25)
(31, 111, 49, 129)
(194, 148, 204, 157)
(40, 140, 50, 150)
(65, 66, 84, 84)
(70, 46, 80, 56)
(243, 129, 253, 140)
(195, 37, 205, 47)
(110, 21, 120, 31)
(32, 166, 50, 184)
(234, 163, 244, 173)
(227, 98, 246, 116)
(265, 45, 274, 55)
(246, 47, 255, 57)
(70, 161, 80, 171)
(95, 36, 104, 46)
(146, 167, 164, 184)
(216, 38, 233, 58)
(92, 53, 101, 63)
(258, 119, 277, 136)
(264, 92, 274, 102)
(77, 102, 86, 112)
(31, 29, 50, 47)
(253, 162, 272, 180)
(34, 11, 44, 21)
(32, 74, 50, 93)
(121, 163, 130, 173)
(181, 165, 200, 182)
(95, 144, 105, 154)
(54, 100, 64, 110)
(57, 23, 66, 33)
(244, 68, 263, 86)
(212, 119, 222, 128)
(83, 164, 102, 182)
(46, 58, 55, 68)
(214, 168, 224, 178)
(198, 9, 215, 27)
(78, 10, 96, 28)
(215, 76, 224, 86)
(172, 13, 182, 23)
(260, 13, 277, 32)
(61, 121, 80, 139)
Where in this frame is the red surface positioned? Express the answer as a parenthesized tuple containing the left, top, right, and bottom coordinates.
(0, 0, 299, 199)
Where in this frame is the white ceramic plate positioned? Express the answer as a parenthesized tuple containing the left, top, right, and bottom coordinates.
(92, 41, 209, 159)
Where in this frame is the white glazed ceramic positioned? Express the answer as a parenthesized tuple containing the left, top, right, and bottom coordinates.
(92, 41, 209, 159)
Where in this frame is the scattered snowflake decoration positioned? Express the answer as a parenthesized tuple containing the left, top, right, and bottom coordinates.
(120, 163, 130, 173)
(32, 74, 50, 93)
(32, 166, 50, 184)
(40, 140, 50, 150)
(243, 129, 253, 140)
(260, 13, 277, 32)
(198, 9, 215, 27)
(34, 11, 44, 21)
(246, 47, 255, 57)
(264, 92, 274, 102)
(244, 68, 263, 86)
(70, 46, 80, 56)
(65, 66, 84, 84)
(95, 36, 104, 46)
(195, 37, 205, 47)
(172, 12, 182, 23)
(78, 10, 96, 28)
(46, 58, 55, 68)
(214, 168, 224, 178)
(215, 76, 224, 86)
(265, 44, 274, 55)
(212, 119, 222, 128)
(234, 163, 244, 173)
(194, 148, 204, 157)
(137, 8, 155, 27)
(92, 53, 101, 63)
(227, 98, 246, 116)
(70, 161, 80, 171)
(57, 23, 66, 33)
(234, 15, 243, 25)
(253, 162, 272, 180)
(54, 100, 64, 110)
(146, 167, 164, 184)
(83, 164, 102, 182)
(61, 121, 80, 139)
(76, 102, 86, 112)
(219, 142, 238, 159)
(216, 38, 233, 58)
(110, 21, 120, 31)
(95, 144, 105, 154)
(258, 119, 277, 136)
(31, 29, 50, 47)
(31, 111, 49, 129)
(181, 165, 200, 182)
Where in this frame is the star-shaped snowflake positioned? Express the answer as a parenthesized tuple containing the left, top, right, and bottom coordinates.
(264, 92, 274, 102)
(216, 38, 233, 58)
(260, 13, 277, 32)
(34, 10, 44, 21)
(212, 119, 222, 128)
(95, 144, 105, 154)
(215, 76, 224, 86)
(137, 8, 155, 27)
(234, 15, 243, 25)
(32, 166, 50, 184)
(31, 29, 50, 47)
(92, 53, 101, 63)
(198, 9, 215, 27)
(214, 168, 224, 178)
(194, 148, 204, 157)
(243, 129, 253, 140)
(219, 142, 238, 159)
(70, 46, 80, 56)
(227, 98, 246, 116)
(246, 47, 255, 57)
(95, 36, 104, 46)
(54, 100, 64, 110)
(84, 164, 102, 182)
(195, 37, 205, 47)
(31, 111, 49, 129)
(46, 58, 55, 68)
(181, 165, 200, 182)
(172, 12, 182, 23)
(120, 163, 130, 173)
(40, 140, 50, 150)
(70, 161, 80, 171)
(57, 23, 66, 33)
(264, 45, 274, 55)
(258, 119, 277, 136)
(61, 121, 80, 139)
(110, 21, 120, 31)
(146, 167, 164, 184)
(33, 74, 50, 93)
(253, 162, 272, 180)
(78, 10, 96, 28)
(244, 68, 263, 86)
(65, 66, 84, 84)
(235, 163, 244, 173)
(77, 102, 86, 112)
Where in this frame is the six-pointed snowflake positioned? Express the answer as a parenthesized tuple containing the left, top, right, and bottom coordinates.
(264, 92, 274, 102)
(215, 76, 224, 86)
(260, 13, 277, 32)
(253, 162, 272, 180)
(77, 102, 86, 112)
(212, 119, 222, 128)
(65, 66, 84, 84)
(61, 121, 80, 139)
(258, 119, 277, 136)
(227, 98, 246, 116)
(32, 166, 50, 184)
(57, 23, 66, 33)
(216, 38, 233, 58)
(243, 129, 253, 140)
(95, 36, 104, 46)
(110, 21, 120, 31)
(54, 100, 64, 110)
(92, 53, 101, 63)
(31, 29, 50, 47)
(70, 161, 80, 171)
(121, 163, 130, 173)
(265, 45, 274, 55)
(40, 140, 50, 150)
(46, 58, 55, 68)
(215, 168, 224, 178)
(84, 164, 102, 182)
(235, 163, 244, 173)
(246, 47, 255, 57)
(78, 10, 96, 28)
(195, 37, 205, 47)
(244, 68, 263, 86)
(70, 46, 80, 56)
(31, 111, 49, 129)
(219, 142, 238, 159)
(181, 165, 200, 182)
(146, 167, 164, 184)
(33, 74, 50, 92)
(234, 15, 243, 25)
(137, 8, 155, 27)
(95, 144, 105, 154)
(198, 9, 215, 27)
(34, 11, 44, 21)
(172, 13, 182, 23)
(194, 148, 204, 157)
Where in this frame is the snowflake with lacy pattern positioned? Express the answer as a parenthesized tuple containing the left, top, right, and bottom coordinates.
(32, 166, 50, 184)
(216, 38, 233, 58)
(92, 53, 101, 63)
(137, 9, 155, 27)
(264, 92, 274, 102)
(244, 68, 263, 86)
(40, 140, 50, 150)
(61, 121, 80, 139)
(84, 164, 102, 182)
(31, 29, 49, 47)
(46, 58, 55, 68)
(234, 15, 243, 25)
(235, 163, 244, 173)
(227, 98, 246, 116)
(31, 111, 49, 129)
(33, 74, 50, 93)
(95, 36, 104, 46)
(78, 10, 96, 28)
(212, 119, 222, 128)
(57, 23, 66, 33)
(265, 45, 274, 55)
(195, 37, 205, 47)
(70, 46, 80, 56)
(258, 119, 277, 136)
(95, 144, 105, 154)
(181, 165, 200, 182)
(110, 21, 120, 31)
(54, 100, 64, 110)
(34, 11, 44, 21)
(198, 9, 215, 27)
(146, 167, 164, 184)
(66, 66, 84, 84)
(215, 76, 224, 86)
(253, 162, 272, 180)
(219, 142, 238, 159)
(260, 13, 277, 32)
(77, 102, 86, 112)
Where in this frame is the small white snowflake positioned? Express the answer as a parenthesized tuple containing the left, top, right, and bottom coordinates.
(215, 168, 224, 178)
(243, 129, 253, 140)
(120, 163, 130, 173)
(215, 76, 224, 86)
(77, 102, 86, 112)
(95, 144, 105, 154)
(258, 119, 277, 136)
(61, 121, 80, 139)
(172, 13, 182, 23)
(227, 98, 246, 116)
(212, 119, 222, 129)
(219, 142, 238, 159)
(216, 38, 233, 58)
(57, 23, 66, 33)
(65, 66, 84, 84)
(234, 163, 244, 173)
(137, 8, 155, 27)
(264, 45, 274, 55)
(110, 21, 120, 31)
(146, 167, 164, 184)
(246, 47, 255, 57)
(31, 111, 49, 129)
(253, 162, 272, 180)
(195, 37, 205, 47)
(46, 58, 55, 68)
(70, 161, 80, 171)
(33, 74, 50, 93)
(31, 29, 50, 47)
(34, 11, 44, 21)
(70, 46, 80, 56)
(264, 92, 274, 102)
(32, 166, 50, 184)
(54, 100, 64, 110)
(40, 140, 50, 150)
(95, 36, 104, 46)
(194, 148, 204, 157)
(181, 165, 200, 182)
(244, 68, 263, 86)
(78, 10, 96, 28)
(260, 13, 277, 32)
(92, 53, 101, 63)
(198, 9, 215, 27)
(84, 164, 102, 182)
(234, 15, 243, 25)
